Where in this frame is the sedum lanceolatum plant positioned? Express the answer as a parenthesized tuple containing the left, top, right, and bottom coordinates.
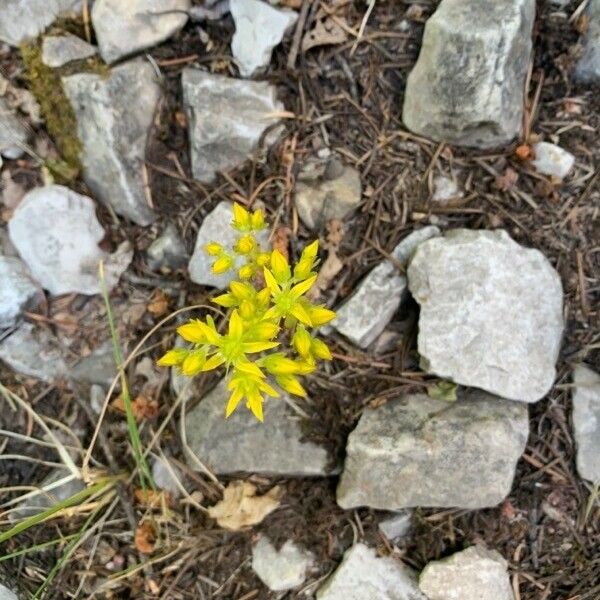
(157, 203, 336, 422)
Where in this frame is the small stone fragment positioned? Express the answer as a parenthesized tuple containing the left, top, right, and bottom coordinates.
(294, 156, 361, 231)
(183, 378, 333, 476)
(89, 384, 106, 414)
(0, 583, 18, 600)
(378, 510, 412, 542)
(147, 223, 188, 271)
(408, 229, 563, 403)
(231, 0, 298, 77)
(0, 97, 28, 159)
(8, 186, 132, 295)
(41, 34, 97, 67)
(431, 175, 462, 203)
(402, 0, 535, 148)
(188, 201, 268, 288)
(92, 0, 190, 64)
(336, 389, 529, 510)
(316, 543, 426, 600)
(419, 545, 514, 600)
(182, 68, 284, 183)
(531, 142, 575, 180)
(572, 364, 600, 483)
(62, 61, 161, 225)
(68, 342, 116, 388)
(332, 226, 439, 349)
(0, 256, 42, 328)
(575, 0, 600, 83)
(252, 537, 313, 591)
(152, 456, 183, 497)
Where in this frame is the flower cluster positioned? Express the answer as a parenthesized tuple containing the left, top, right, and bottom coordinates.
(157, 203, 336, 421)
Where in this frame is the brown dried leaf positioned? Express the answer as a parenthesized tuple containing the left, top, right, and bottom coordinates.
(575, 13, 590, 35)
(495, 167, 519, 191)
(207, 481, 282, 531)
(515, 144, 534, 161)
(279, 0, 302, 7)
(134, 488, 172, 508)
(325, 218, 344, 250)
(147, 290, 170, 317)
(302, 16, 348, 52)
(272, 226, 291, 260)
(134, 520, 156, 554)
(309, 250, 344, 300)
(111, 395, 159, 420)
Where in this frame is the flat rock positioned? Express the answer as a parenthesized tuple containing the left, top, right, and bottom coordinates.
(402, 0, 535, 148)
(0, 0, 80, 46)
(8, 186, 132, 295)
(531, 141, 575, 180)
(575, 0, 600, 82)
(408, 229, 563, 403)
(231, 0, 297, 77)
(42, 34, 97, 67)
(252, 537, 313, 591)
(332, 226, 439, 349)
(68, 342, 116, 388)
(0, 584, 17, 600)
(188, 201, 268, 288)
(0, 97, 28, 158)
(62, 61, 161, 225)
(147, 223, 188, 271)
(183, 378, 333, 476)
(182, 68, 284, 183)
(316, 543, 425, 600)
(419, 545, 513, 600)
(572, 364, 600, 482)
(294, 157, 361, 231)
(378, 510, 413, 542)
(336, 389, 529, 510)
(431, 175, 462, 203)
(0, 256, 42, 328)
(92, 0, 190, 64)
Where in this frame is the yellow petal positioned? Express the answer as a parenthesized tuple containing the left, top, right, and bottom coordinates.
(238, 264, 254, 280)
(212, 255, 233, 274)
(235, 360, 265, 378)
(181, 352, 206, 376)
(276, 375, 306, 397)
(212, 293, 238, 308)
(251, 321, 279, 340)
(292, 326, 311, 358)
(235, 234, 255, 255)
(177, 321, 206, 344)
(205, 242, 223, 256)
(251, 209, 265, 230)
(228, 310, 243, 338)
(201, 354, 225, 371)
(270, 249, 290, 282)
(258, 379, 280, 397)
(302, 240, 319, 260)
(263, 268, 281, 293)
(247, 390, 264, 422)
(232, 202, 251, 229)
(311, 338, 332, 360)
(157, 348, 188, 367)
(243, 341, 279, 353)
(290, 303, 313, 326)
(309, 305, 336, 326)
(225, 388, 243, 418)
(290, 275, 317, 299)
(230, 281, 253, 301)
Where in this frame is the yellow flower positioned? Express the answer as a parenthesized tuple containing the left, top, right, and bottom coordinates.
(205, 242, 224, 256)
(238, 264, 254, 280)
(212, 255, 233, 274)
(235, 235, 255, 255)
(157, 348, 188, 367)
(263, 268, 317, 326)
(270, 249, 291, 283)
(181, 351, 206, 376)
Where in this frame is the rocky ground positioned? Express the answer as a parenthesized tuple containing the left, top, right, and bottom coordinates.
(0, 0, 599, 599)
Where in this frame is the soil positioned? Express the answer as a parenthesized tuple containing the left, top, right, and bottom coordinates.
(0, 1, 599, 599)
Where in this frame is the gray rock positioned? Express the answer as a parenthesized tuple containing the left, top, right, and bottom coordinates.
(41, 34, 97, 67)
(402, 0, 535, 148)
(62, 61, 161, 225)
(316, 543, 426, 600)
(0, 228, 18, 257)
(575, 0, 600, 82)
(152, 456, 183, 497)
(294, 157, 361, 231)
(92, 0, 190, 64)
(231, 0, 297, 77)
(8, 186, 133, 295)
(147, 223, 188, 270)
(572, 364, 600, 483)
(0, 584, 17, 600)
(531, 142, 575, 180)
(68, 342, 116, 388)
(0, 0, 80, 46)
(183, 378, 332, 476)
(336, 389, 529, 510)
(408, 229, 563, 403)
(252, 537, 313, 591)
(89, 383, 106, 414)
(182, 68, 284, 183)
(431, 175, 462, 203)
(378, 510, 412, 542)
(419, 545, 513, 600)
(188, 201, 268, 288)
(0, 97, 28, 158)
(0, 323, 67, 381)
(0, 256, 42, 328)
(332, 226, 439, 349)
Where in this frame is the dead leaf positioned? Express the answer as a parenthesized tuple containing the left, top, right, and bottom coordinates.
(325, 218, 344, 250)
(134, 488, 172, 508)
(495, 167, 519, 191)
(207, 481, 282, 531)
(147, 290, 170, 317)
(310, 250, 343, 300)
(111, 394, 159, 420)
(575, 13, 590, 35)
(272, 226, 291, 260)
(134, 520, 157, 554)
(302, 16, 348, 52)
(279, 0, 302, 7)
(1, 170, 26, 209)
(405, 4, 425, 20)
(515, 144, 534, 161)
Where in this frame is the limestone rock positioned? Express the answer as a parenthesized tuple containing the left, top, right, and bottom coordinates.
(182, 68, 284, 183)
(316, 543, 425, 600)
(68, 342, 116, 388)
(575, 0, 600, 83)
(252, 537, 313, 591)
(0, 257, 42, 328)
(152, 456, 183, 497)
(42, 34, 97, 67)
(378, 511, 412, 542)
(294, 157, 361, 231)
(332, 226, 439, 349)
(408, 229, 563, 403)
(188, 201, 268, 288)
(0, 584, 17, 600)
(572, 364, 600, 482)
(419, 545, 514, 600)
(0, 97, 28, 159)
(336, 389, 529, 510)
(8, 186, 133, 295)
(431, 175, 462, 203)
(147, 223, 188, 271)
(231, 0, 298, 77)
(183, 378, 332, 476)
(0, 0, 80, 46)
(531, 142, 575, 180)
(92, 0, 190, 64)
(62, 61, 161, 225)
(402, 0, 535, 148)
